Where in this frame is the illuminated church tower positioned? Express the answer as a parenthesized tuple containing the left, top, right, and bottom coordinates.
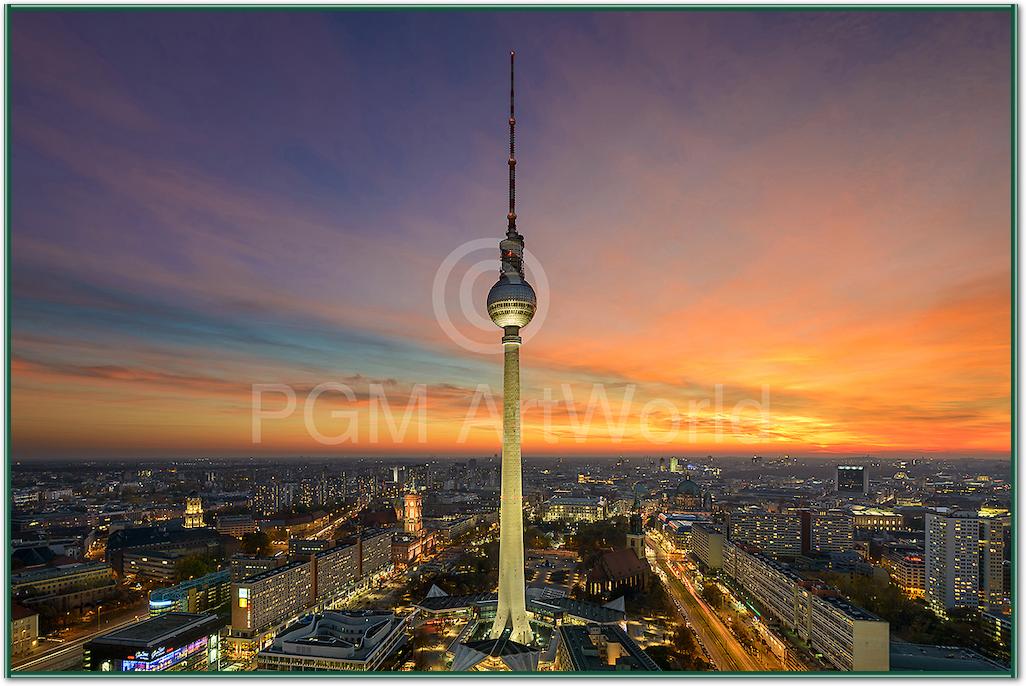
(487, 51, 536, 645)
(184, 492, 204, 529)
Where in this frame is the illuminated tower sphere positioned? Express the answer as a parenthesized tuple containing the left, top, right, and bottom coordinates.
(489, 51, 535, 646)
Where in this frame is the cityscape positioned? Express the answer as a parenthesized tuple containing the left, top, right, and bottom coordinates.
(8, 456, 1013, 673)
(6, 6, 1014, 679)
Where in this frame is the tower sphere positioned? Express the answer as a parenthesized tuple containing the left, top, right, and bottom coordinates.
(487, 278, 536, 329)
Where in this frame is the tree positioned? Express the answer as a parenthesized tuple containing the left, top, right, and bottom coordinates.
(822, 573, 1001, 656)
(701, 582, 726, 610)
(525, 526, 551, 549)
(645, 624, 713, 671)
(241, 530, 271, 556)
(176, 555, 215, 582)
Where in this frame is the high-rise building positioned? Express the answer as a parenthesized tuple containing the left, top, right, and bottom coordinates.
(690, 523, 725, 570)
(836, 465, 869, 495)
(978, 510, 1010, 613)
(800, 511, 855, 554)
(728, 509, 802, 559)
(925, 509, 980, 613)
(485, 52, 537, 647)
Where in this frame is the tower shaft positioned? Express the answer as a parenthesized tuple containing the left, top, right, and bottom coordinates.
(491, 339, 531, 643)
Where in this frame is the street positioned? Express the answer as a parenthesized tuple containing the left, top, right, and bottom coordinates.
(648, 536, 782, 672)
(12, 601, 150, 673)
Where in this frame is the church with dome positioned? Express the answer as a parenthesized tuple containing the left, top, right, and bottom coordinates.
(662, 474, 712, 512)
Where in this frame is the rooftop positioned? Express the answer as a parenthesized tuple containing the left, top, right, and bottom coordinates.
(558, 624, 660, 672)
(239, 558, 309, 584)
(890, 643, 1007, 672)
(89, 612, 222, 648)
(260, 611, 404, 663)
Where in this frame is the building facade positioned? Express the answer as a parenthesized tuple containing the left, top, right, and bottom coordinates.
(722, 539, 889, 671)
(542, 497, 605, 523)
(728, 510, 802, 559)
(836, 466, 869, 495)
(227, 530, 394, 664)
(215, 515, 257, 538)
(926, 510, 981, 613)
(149, 570, 231, 616)
(690, 523, 725, 570)
(84, 612, 223, 672)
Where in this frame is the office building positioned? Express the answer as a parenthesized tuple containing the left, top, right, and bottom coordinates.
(802, 511, 855, 554)
(849, 506, 904, 532)
(228, 560, 314, 662)
(542, 497, 605, 523)
(978, 512, 1009, 613)
(150, 570, 231, 616)
(84, 612, 223, 672)
(11, 561, 117, 613)
(124, 550, 183, 584)
(256, 611, 407, 671)
(728, 509, 802, 558)
(690, 523, 725, 570)
(215, 515, 257, 538)
(836, 465, 869, 495)
(806, 592, 890, 671)
(106, 525, 238, 576)
(230, 555, 285, 581)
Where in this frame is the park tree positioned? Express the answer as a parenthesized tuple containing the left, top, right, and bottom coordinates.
(241, 530, 272, 556)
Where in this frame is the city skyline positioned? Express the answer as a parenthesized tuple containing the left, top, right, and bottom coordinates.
(10, 10, 1012, 461)
(5, 7, 1015, 676)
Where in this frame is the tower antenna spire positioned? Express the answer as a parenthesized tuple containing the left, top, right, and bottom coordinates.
(507, 50, 517, 238)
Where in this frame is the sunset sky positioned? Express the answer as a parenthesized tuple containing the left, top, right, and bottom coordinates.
(9, 10, 1012, 459)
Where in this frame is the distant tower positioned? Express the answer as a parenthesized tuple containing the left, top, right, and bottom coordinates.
(626, 483, 646, 561)
(488, 52, 537, 646)
(836, 465, 869, 495)
(184, 493, 204, 528)
(404, 491, 423, 535)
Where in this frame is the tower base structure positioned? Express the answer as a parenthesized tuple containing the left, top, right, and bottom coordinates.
(490, 337, 533, 645)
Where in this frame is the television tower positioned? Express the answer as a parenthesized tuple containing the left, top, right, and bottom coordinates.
(487, 51, 536, 645)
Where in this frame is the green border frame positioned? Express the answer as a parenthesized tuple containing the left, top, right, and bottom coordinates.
(2, 3, 1017, 678)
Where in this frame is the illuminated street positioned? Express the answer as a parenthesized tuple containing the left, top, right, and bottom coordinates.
(648, 535, 783, 672)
